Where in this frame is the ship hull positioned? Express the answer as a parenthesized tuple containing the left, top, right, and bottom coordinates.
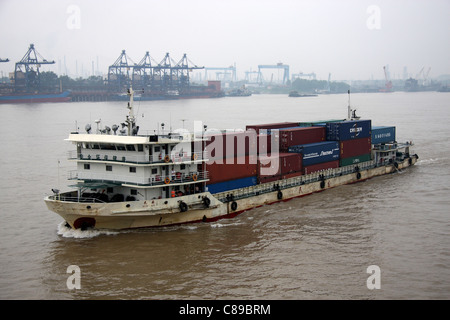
(45, 156, 417, 230)
(0, 91, 71, 104)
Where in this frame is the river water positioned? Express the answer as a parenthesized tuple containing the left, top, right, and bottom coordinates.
(0, 92, 448, 300)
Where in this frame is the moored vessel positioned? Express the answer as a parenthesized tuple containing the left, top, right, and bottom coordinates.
(0, 90, 71, 104)
(44, 89, 418, 230)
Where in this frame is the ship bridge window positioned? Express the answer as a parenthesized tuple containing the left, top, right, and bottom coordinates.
(126, 145, 136, 151)
(100, 143, 116, 150)
(117, 145, 126, 151)
(137, 144, 144, 152)
(154, 146, 160, 152)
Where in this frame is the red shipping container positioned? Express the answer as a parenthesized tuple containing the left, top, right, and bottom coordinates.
(246, 122, 298, 134)
(302, 160, 340, 175)
(206, 155, 257, 184)
(204, 131, 257, 161)
(279, 126, 326, 151)
(340, 137, 371, 159)
(259, 153, 302, 177)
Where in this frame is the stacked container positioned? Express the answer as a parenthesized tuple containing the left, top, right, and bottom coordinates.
(326, 119, 372, 141)
(371, 126, 396, 144)
(278, 126, 326, 151)
(246, 122, 299, 134)
(258, 153, 302, 183)
(325, 119, 373, 166)
(288, 141, 340, 166)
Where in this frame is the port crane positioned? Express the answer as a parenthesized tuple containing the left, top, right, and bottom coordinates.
(171, 54, 204, 92)
(383, 65, 392, 92)
(204, 66, 236, 82)
(108, 50, 135, 91)
(132, 51, 155, 89)
(13, 44, 55, 92)
(257, 63, 290, 85)
(0, 58, 9, 63)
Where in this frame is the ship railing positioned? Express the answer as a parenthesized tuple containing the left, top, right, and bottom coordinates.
(214, 160, 377, 202)
(47, 194, 107, 203)
(68, 170, 209, 187)
(67, 150, 205, 164)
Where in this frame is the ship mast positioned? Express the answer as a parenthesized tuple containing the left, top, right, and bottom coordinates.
(126, 87, 137, 136)
(347, 89, 360, 120)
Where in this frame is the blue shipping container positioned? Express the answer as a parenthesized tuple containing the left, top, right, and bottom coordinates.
(326, 119, 372, 141)
(207, 176, 257, 194)
(288, 141, 340, 166)
(371, 126, 396, 144)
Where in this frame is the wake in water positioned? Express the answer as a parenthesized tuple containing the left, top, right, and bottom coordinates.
(57, 221, 119, 239)
(415, 158, 441, 166)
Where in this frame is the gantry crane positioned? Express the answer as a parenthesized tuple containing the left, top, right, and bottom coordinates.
(257, 63, 290, 85)
(14, 44, 55, 92)
(383, 66, 392, 91)
(108, 50, 135, 92)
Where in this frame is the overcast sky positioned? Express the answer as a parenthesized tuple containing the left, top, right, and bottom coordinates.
(0, 0, 449, 81)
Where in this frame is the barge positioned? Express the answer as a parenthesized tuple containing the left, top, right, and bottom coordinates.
(44, 89, 418, 230)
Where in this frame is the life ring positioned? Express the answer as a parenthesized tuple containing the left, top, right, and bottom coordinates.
(179, 201, 188, 212)
(203, 197, 211, 208)
(164, 155, 170, 163)
(192, 153, 198, 161)
(231, 201, 238, 211)
(192, 174, 198, 181)
(356, 172, 361, 179)
(164, 177, 171, 184)
(277, 190, 283, 200)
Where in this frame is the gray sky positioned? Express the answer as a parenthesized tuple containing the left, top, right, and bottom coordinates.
(0, 0, 449, 81)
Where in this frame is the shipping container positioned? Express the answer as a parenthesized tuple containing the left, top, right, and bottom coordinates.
(204, 131, 258, 161)
(278, 126, 326, 151)
(246, 122, 299, 134)
(206, 155, 257, 184)
(257, 133, 281, 155)
(288, 141, 340, 166)
(207, 176, 257, 194)
(339, 154, 372, 167)
(340, 137, 372, 159)
(326, 119, 372, 141)
(303, 160, 340, 175)
(259, 152, 302, 177)
(298, 119, 343, 127)
(371, 126, 396, 144)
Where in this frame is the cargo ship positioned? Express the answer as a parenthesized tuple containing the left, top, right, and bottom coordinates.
(0, 90, 71, 104)
(44, 89, 418, 230)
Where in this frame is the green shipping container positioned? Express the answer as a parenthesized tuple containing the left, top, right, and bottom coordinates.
(339, 154, 372, 166)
